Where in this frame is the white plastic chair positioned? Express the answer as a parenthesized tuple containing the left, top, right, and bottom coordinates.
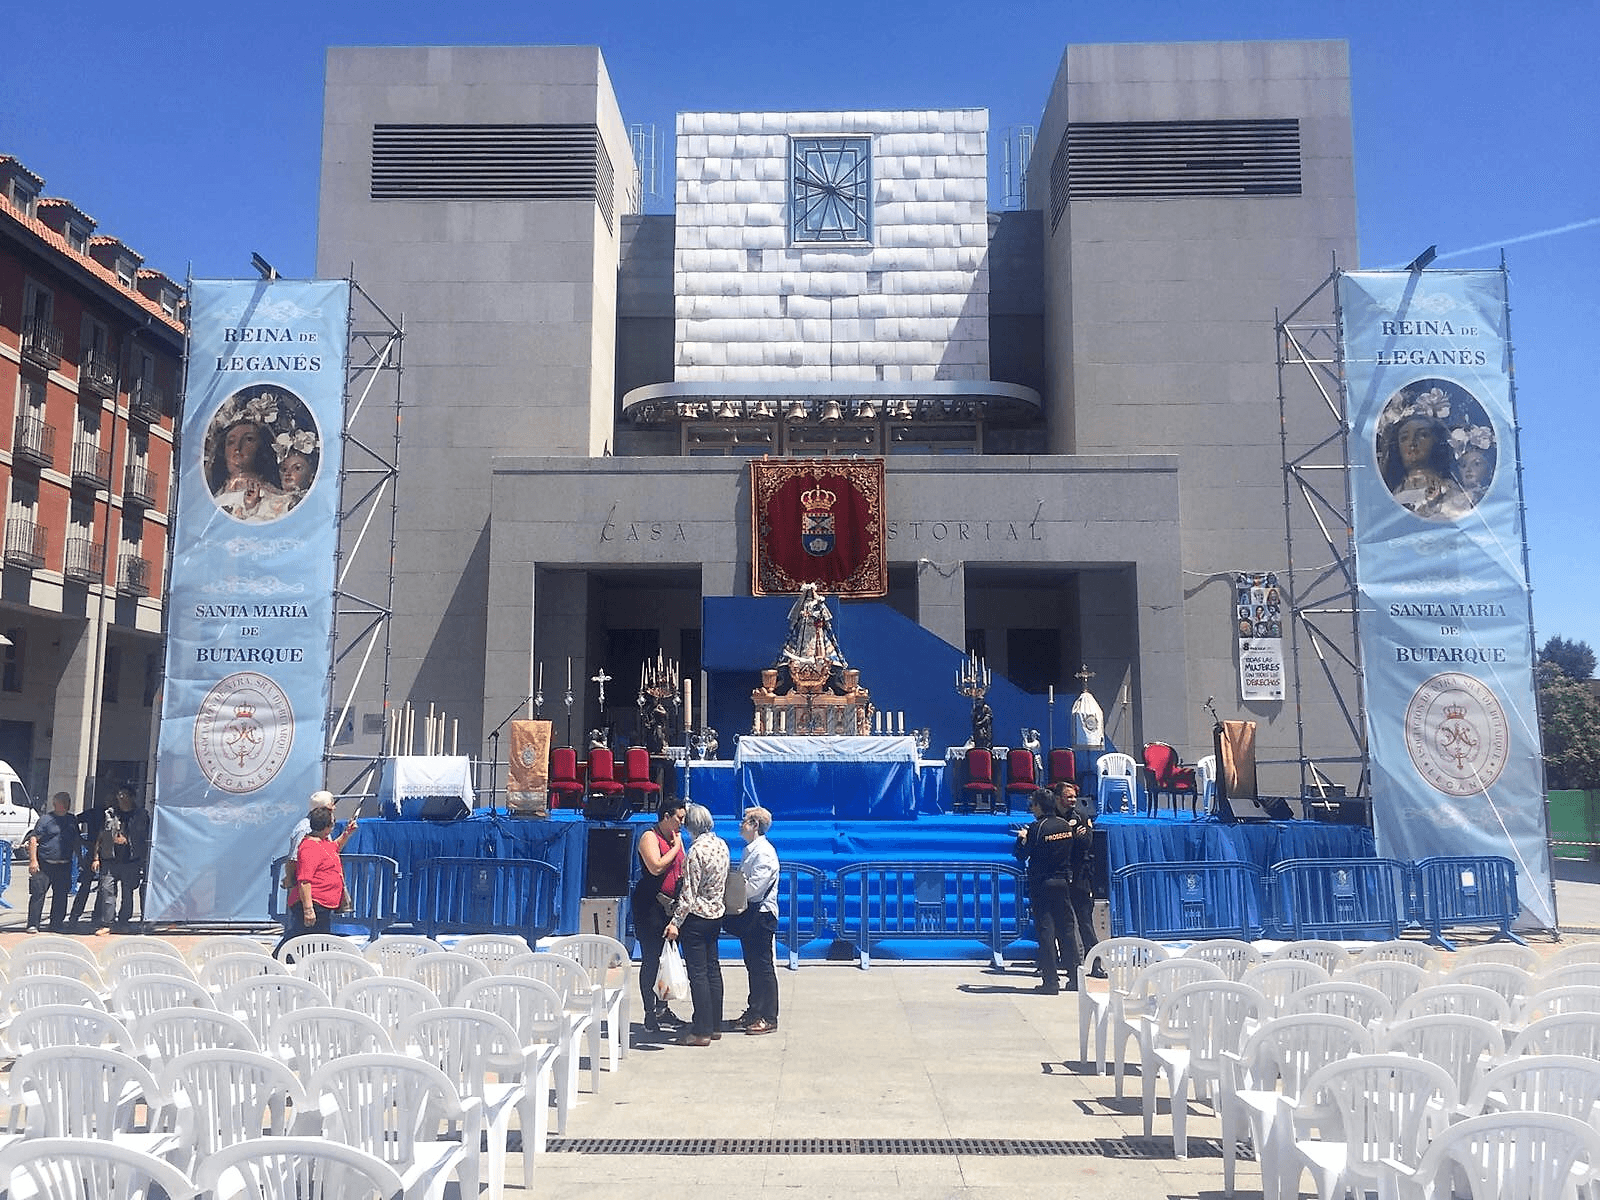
(277, 933, 365, 964)
(1464, 1054, 1600, 1121)
(7, 1004, 136, 1057)
(1534, 962, 1600, 994)
(1182, 938, 1263, 982)
(1514, 984, 1600, 1023)
(1193, 754, 1216, 810)
(1141, 979, 1264, 1158)
(98, 936, 185, 968)
(1505, 1011, 1600, 1058)
(1441, 962, 1534, 1009)
(1341, 960, 1430, 1012)
(1393, 982, 1513, 1025)
(292, 949, 378, 997)
(1, 974, 107, 1016)
(0, 1136, 198, 1200)
(457, 975, 576, 1134)
(133, 1006, 260, 1064)
(196, 1135, 406, 1200)
(110, 973, 216, 1022)
(9, 1044, 175, 1157)
(1452, 941, 1542, 972)
(161, 1047, 311, 1169)
(1547, 942, 1600, 971)
(1377, 1013, 1502, 1101)
(1217, 1012, 1372, 1200)
(308, 1051, 480, 1200)
(1241, 959, 1332, 1020)
(1095, 751, 1139, 814)
(187, 935, 275, 970)
(1286, 980, 1393, 1026)
(1077, 936, 1168, 1075)
(404, 950, 491, 1003)
(104, 952, 200, 988)
(504, 951, 600, 1094)
(13, 951, 107, 990)
(452, 933, 531, 967)
(363, 934, 441, 977)
(1269, 940, 1351, 976)
(268, 1005, 392, 1084)
(548, 933, 634, 1073)
(11, 935, 101, 968)
(1373, 1110, 1600, 1200)
(1111, 956, 1225, 1099)
(337, 975, 442, 1026)
(1281, 1053, 1457, 1200)
(399, 1006, 556, 1198)
(199, 951, 288, 994)
(1350, 939, 1442, 973)
(217, 976, 330, 1046)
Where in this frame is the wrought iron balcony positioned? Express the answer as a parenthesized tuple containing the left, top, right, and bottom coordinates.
(3, 519, 47, 569)
(117, 553, 152, 597)
(21, 316, 63, 371)
(64, 537, 105, 584)
(12, 416, 55, 469)
(123, 463, 158, 508)
(79, 348, 118, 399)
(70, 441, 112, 490)
(129, 379, 164, 423)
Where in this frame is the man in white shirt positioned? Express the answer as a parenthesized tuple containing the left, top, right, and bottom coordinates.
(728, 806, 781, 1035)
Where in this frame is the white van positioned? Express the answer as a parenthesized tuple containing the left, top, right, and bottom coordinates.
(0, 762, 40, 848)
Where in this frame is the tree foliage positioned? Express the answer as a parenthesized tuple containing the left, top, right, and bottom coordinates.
(1540, 635, 1597, 681)
(1538, 668, 1600, 790)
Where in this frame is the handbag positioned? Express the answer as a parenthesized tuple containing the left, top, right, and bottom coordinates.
(655, 941, 690, 1003)
(723, 866, 749, 916)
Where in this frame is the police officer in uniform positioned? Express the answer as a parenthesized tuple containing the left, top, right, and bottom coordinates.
(1013, 787, 1079, 993)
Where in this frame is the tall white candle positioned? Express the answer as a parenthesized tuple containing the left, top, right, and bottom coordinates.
(566, 657, 572, 690)
(683, 678, 692, 731)
(700, 670, 708, 729)
(897, 712, 905, 735)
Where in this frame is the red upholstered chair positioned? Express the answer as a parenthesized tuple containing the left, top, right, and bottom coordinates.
(623, 746, 661, 812)
(1142, 742, 1198, 815)
(961, 748, 998, 814)
(1005, 748, 1037, 810)
(1048, 748, 1076, 789)
(586, 748, 626, 801)
(548, 747, 585, 809)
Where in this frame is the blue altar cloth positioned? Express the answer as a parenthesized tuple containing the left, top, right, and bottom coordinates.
(347, 813, 588, 936)
(679, 757, 946, 819)
(736, 735, 920, 820)
(1100, 814, 1376, 878)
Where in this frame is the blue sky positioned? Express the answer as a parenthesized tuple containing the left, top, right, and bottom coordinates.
(5, 0, 1597, 662)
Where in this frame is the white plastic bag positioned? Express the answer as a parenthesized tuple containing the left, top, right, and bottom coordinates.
(656, 941, 690, 1003)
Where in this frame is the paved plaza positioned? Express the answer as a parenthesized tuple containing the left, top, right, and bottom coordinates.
(0, 858, 1594, 1198)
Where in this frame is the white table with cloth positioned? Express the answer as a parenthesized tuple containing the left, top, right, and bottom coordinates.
(732, 735, 929, 820)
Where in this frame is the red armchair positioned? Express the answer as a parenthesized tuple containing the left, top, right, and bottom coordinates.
(1047, 748, 1076, 789)
(961, 747, 998, 814)
(548, 747, 585, 809)
(1142, 742, 1198, 815)
(1005, 748, 1037, 810)
(622, 745, 661, 812)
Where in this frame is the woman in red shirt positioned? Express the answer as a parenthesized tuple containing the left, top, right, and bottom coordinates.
(295, 806, 357, 935)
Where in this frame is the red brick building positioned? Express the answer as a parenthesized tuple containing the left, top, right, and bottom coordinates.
(0, 154, 184, 809)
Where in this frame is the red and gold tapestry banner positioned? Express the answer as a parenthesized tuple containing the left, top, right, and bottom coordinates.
(751, 458, 887, 597)
(506, 719, 553, 815)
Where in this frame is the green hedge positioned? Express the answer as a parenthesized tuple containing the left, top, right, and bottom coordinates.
(1548, 790, 1599, 860)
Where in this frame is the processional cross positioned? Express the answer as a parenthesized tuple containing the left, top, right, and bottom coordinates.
(591, 667, 612, 712)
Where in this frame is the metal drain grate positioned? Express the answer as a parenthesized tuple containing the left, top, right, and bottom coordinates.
(544, 1136, 1252, 1159)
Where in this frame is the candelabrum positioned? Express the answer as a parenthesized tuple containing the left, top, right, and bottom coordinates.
(914, 727, 931, 755)
(956, 650, 991, 701)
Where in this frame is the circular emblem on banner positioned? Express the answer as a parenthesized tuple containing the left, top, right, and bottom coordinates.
(193, 671, 295, 793)
(518, 746, 536, 768)
(202, 384, 322, 525)
(1375, 378, 1497, 523)
(1403, 671, 1509, 796)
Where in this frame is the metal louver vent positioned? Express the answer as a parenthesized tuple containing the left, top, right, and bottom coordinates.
(1060, 119, 1301, 204)
(371, 124, 612, 227)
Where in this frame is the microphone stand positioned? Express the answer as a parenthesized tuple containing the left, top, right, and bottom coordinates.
(485, 695, 536, 815)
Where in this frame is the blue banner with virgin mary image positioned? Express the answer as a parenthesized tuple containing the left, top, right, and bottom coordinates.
(1339, 268, 1553, 928)
(146, 279, 348, 921)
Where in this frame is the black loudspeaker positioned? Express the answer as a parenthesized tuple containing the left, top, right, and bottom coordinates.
(585, 826, 633, 897)
(385, 794, 469, 820)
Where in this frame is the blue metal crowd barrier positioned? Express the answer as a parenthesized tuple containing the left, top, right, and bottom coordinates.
(410, 856, 562, 941)
(1110, 861, 1268, 941)
(1410, 855, 1524, 949)
(1271, 857, 1409, 941)
(775, 862, 831, 971)
(267, 853, 401, 939)
(834, 860, 1027, 970)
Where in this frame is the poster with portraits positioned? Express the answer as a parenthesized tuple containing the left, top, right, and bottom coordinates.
(1234, 571, 1285, 701)
(1339, 268, 1552, 928)
(146, 279, 349, 922)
